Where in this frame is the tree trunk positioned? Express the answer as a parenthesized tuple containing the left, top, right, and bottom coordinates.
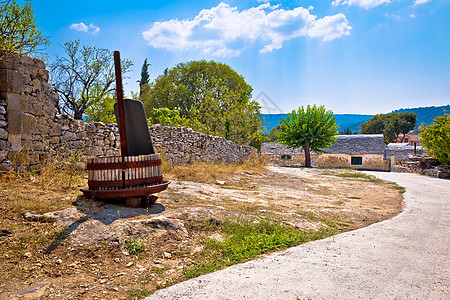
(74, 109, 83, 120)
(304, 142, 311, 167)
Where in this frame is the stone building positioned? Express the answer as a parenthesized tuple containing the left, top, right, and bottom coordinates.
(261, 134, 390, 171)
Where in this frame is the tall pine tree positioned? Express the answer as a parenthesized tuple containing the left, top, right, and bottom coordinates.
(138, 58, 150, 95)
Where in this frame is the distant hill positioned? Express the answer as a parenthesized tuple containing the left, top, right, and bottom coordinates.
(390, 105, 450, 128)
(262, 104, 449, 133)
(262, 113, 373, 133)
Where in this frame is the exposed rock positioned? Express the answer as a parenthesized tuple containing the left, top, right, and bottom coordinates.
(23, 207, 85, 226)
(142, 216, 188, 236)
(0, 150, 8, 161)
(0, 161, 12, 171)
(8, 281, 50, 300)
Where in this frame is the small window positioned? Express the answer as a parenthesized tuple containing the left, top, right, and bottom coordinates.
(281, 155, 292, 160)
(351, 156, 363, 165)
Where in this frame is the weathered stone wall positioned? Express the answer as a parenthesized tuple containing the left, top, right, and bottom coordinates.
(149, 125, 256, 165)
(0, 52, 255, 170)
(391, 157, 450, 179)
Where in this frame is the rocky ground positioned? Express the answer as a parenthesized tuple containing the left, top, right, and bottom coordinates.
(0, 166, 404, 299)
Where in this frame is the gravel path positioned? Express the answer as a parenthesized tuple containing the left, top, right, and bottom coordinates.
(145, 172, 450, 300)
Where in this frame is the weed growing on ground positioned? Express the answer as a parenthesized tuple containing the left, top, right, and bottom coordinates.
(184, 217, 337, 279)
(392, 186, 406, 193)
(125, 288, 153, 299)
(336, 172, 375, 180)
(124, 238, 146, 255)
(336, 171, 407, 193)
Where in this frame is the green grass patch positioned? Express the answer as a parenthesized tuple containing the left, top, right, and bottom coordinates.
(124, 238, 146, 255)
(184, 217, 337, 279)
(125, 288, 153, 299)
(336, 222, 351, 227)
(392, 186, 406, 193)
(336, 172, 384, 183)
(337, 172, 372, 179)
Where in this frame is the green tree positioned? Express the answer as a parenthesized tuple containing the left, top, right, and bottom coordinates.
(0, 0, 49, 55)
(360, 112, 417, 144)
(84, 95, 116, 123)
(360, 114, 385, 135)
(148, 107, 206, 130)
(277, 105, 338, 167)
(50, 40, 132, 119)
(138, 58, 150, 95)
(419, 113, 450, 167)
(267, 124, 282, 142)
(140, 60, 264, 147)
(339, 127, 353, 135)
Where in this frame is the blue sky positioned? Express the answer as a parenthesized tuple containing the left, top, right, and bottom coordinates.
(32, 0, 449, 114)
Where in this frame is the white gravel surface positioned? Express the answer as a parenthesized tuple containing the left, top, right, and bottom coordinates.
(145, 172, 450, 300)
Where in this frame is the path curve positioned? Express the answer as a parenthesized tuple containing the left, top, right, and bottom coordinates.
(145, 172, 450, 300)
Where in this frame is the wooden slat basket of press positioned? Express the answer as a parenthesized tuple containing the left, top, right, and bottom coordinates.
(80, 154, 170, 200)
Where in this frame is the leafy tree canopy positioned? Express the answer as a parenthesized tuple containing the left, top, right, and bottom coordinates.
(360, 112, 417, 144)
(277, 105, 338, 167)
(140, 60, 265, 148)
(0, 0, 49, 55)
(50, 40, 132, 120)
(267, 124, 282, 142)
(419, 113, 450, 167)
(85, 95, 116, 123)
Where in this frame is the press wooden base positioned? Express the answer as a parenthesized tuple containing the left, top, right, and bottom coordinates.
(80, 180, 170, 200)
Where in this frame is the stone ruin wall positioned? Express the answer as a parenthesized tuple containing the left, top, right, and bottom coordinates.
(0, 52, 256, 171)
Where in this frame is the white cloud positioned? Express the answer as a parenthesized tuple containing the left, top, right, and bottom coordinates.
(308, 14, 351, 41)
(142, 2, 351, 57)
(414, 0, 431, 6)
(385, 13, 402, 20)
(70, 22, 88, 32)
(332, 0, 390, 9)
(70, 22, 100, 35)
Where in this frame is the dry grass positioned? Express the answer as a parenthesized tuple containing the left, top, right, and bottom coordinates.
(164, 156, 267, 183)
(0, 151, 86, 268)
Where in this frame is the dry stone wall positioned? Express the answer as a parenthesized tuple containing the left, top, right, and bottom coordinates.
(0, 52, 255, 171)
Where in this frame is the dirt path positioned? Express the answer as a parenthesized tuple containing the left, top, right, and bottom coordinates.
(146, 172, 450, 300)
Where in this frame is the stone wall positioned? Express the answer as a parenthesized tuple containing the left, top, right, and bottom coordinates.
(391, 157, 450, 179)
(0, 52, 255, 170)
